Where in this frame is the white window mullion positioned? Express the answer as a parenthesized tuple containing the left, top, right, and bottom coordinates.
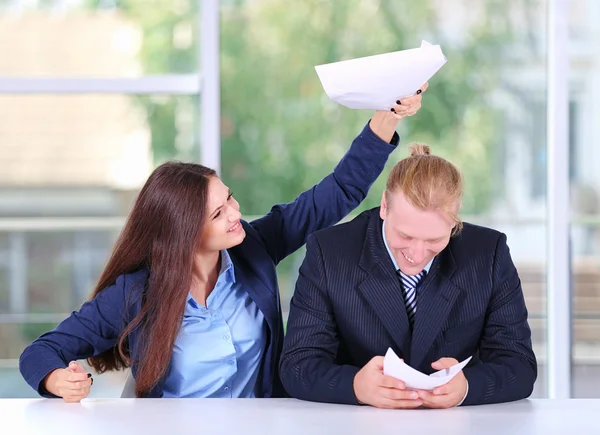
(0, 75, 201, 94)
(199, 0, 221, 174)
(546, 0, 571, 399)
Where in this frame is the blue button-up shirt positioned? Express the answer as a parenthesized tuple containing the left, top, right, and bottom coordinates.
(162, 249, 267, 398)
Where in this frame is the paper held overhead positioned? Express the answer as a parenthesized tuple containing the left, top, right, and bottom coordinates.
(314, 40, 447, 110)
(383, 348, 471, 391)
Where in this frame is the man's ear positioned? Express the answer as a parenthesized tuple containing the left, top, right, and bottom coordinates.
(380, 191, 387, 220)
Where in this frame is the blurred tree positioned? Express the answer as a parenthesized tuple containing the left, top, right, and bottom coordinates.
(87, 0, 524, 216)
(220, 0, 519, 216)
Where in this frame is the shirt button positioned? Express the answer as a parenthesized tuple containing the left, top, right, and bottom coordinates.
(224, 386, 229, 392)
(223, 334, 230, 341)
(228, 360, 235, 365)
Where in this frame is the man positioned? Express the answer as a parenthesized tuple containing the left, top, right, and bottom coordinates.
(279, 144, 537, 408)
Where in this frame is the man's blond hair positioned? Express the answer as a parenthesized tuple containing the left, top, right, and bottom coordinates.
(385, 143, 464, 235)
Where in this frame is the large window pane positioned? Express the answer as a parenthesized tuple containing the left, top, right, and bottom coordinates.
(0, 1, 198, 76)
(0, 94, 198, 398)
(0, 94, 199, 195)
(221, 0, 548, 397)
(569, 0, 600, 398)
(571, 223, 600, 398)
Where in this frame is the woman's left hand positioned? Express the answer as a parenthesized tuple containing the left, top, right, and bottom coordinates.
(369, 82, 429, 142)
(388, 81, 429, 120)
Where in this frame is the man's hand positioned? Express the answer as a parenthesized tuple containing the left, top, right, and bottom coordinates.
(353, 356, 422, 409)
(43, 361, 93, 403)
(369, 82, 429, 143)
(417, 358, 468, 409)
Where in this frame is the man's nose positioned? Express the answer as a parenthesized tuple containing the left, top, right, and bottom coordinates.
(409, 242, 426, 263)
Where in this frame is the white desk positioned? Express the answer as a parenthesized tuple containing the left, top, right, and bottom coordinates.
(1, 398, 598, 435)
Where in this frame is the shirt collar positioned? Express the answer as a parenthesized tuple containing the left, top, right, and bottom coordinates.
(219, 249, 235, 283)
(382, 220, 434, 275)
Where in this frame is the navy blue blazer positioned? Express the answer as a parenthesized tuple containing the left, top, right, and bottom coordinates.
(280, 208, 537, 406)
(19, 123, 398, 399)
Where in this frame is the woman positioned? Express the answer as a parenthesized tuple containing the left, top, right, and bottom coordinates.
(19, 86, 427, 401)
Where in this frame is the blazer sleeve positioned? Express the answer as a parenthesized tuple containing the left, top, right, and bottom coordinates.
(461, 233, 538, 405)
(250, 122, 397, 265)
(279, 235, 361, 404)
(18, 274, 136, 398)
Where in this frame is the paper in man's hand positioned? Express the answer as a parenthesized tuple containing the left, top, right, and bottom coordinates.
(383, 348, 471, 391)
(315, 40, 447, 110)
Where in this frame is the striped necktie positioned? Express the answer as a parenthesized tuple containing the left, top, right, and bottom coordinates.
(397, 269, 426, 327)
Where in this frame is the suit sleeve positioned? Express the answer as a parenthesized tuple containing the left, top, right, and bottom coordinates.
(279, 235, 361, 404)
(250, 122, 397, 265)
(19, 274, 134, 398)
(461, 234, 538, 405)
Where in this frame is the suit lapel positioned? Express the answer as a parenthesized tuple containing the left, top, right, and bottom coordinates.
(229, 249, 279, 332)
(229, 238, 282, 397)
(357, 212, 412, 357)
(410, 248, 462, 368)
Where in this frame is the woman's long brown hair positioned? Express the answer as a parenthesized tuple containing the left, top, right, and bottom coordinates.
(87, 162, 216, 397)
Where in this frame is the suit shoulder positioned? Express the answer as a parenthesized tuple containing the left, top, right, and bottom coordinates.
(452, 222, 506, 252)
(98, 268, 149, 303)
(124, 268, 150, 282)
(460, 222, 503, 238)
(122, 268, 150, 289)
(309, 209, 373, 247)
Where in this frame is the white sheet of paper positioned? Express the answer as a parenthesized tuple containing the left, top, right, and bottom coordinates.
(383, 348, 472, 391)
(315, 40, 447, 110)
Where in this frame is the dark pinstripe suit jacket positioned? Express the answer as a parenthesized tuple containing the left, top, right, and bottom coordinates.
(279, 208, 537, 406)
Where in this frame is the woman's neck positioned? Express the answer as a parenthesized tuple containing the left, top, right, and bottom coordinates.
(190, 250, 221, 306)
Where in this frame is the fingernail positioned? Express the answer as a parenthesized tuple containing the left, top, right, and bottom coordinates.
(411, 392, 419, 399)
(396, 100, 401, 105)
(390, 108, 395, 113)
(416, 89, 422, 95)
(87, 373, 92, 378)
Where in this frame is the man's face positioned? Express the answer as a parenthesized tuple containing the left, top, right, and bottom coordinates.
(380, 190, 456, 276)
